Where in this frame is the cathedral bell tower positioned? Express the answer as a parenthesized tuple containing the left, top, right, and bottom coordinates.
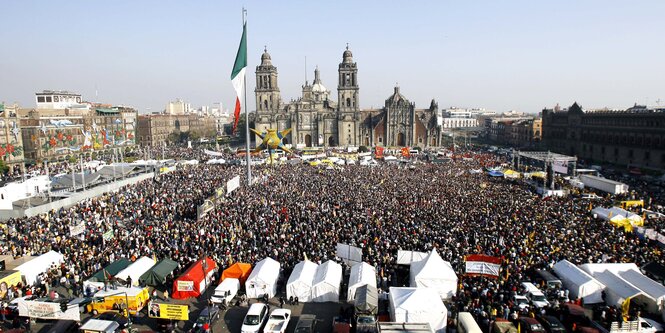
(337, 45, 359, 146)
(255, 47, 280, 114)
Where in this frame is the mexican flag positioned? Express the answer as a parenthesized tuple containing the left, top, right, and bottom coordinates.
(231, 23, 247, 134)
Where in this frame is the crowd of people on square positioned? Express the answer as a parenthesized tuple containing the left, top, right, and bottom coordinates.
(0, 144, 663, 330)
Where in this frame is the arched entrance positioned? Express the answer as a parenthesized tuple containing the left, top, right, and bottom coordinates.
(328, 136, 335, 147)
(397, 133, 406, 146)
(305, 134, 312, 147)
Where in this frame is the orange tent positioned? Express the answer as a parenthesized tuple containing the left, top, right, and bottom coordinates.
(221, 263, 252, 284)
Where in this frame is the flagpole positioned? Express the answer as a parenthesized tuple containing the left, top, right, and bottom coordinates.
(243, 7, 252, 186)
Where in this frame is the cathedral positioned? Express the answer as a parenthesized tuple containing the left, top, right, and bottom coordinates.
(252, 46, 442, 148)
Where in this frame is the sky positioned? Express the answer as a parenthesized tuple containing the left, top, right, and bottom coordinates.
(1, 1, 664, 114)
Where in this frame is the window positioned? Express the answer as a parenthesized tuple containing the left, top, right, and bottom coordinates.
(45, 96, 52, 102)
(37, 96, 45, 103)
(644, 151, 650, 160)
(346, 98, 351, 107)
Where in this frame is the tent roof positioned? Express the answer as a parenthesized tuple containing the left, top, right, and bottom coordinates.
(389, 287, 447, 313)
(89, 258, 131, 282)
(115, 256, 156, 281)
(247, 257, 280, 284)
(349, 262, 377, 288)
(287, 260, 318, 286)
(553, 260, 605, 289)
(354, 284, 379, 315)
(14, 251, 63, 272)
(642, 261, 665, 281)
(411, 249, 456, 281)
(580, 263, 640, 275)
(313, 260, 342, 287)
(592, 270, 649, 301)
(222, 263, 252, 282)
(617, 269, 665, 300)
(94, 286, 146, 298)
(139, 258, 178, 286)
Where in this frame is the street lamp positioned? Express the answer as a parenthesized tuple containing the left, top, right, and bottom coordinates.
(201, 255, 213, 333)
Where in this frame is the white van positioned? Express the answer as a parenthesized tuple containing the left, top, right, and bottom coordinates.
(457, 312, 482, 333)
(241, 303, 270, 333)
(210, 278, 239, 305)
(521, 282, 550, 308)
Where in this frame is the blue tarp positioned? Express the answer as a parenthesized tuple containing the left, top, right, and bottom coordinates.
(487, 170, 504, 177)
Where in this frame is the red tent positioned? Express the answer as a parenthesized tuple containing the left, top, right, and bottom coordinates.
(221, 263, 252, 285)
(172, 258, 217, 299)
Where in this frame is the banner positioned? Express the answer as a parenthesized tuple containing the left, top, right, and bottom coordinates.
(18, 300, 81, 321)
(401, 147, 410, 158)
(148, 302, 189, 321)
(204, 149, 225, 157)
(69, 222, 86, 237)
(176, 280, 194, 292)
(553, 161, 568, 174)
(465, 254, 501, 277)
(374, 146, 384, 159)
(226, 175, 240, 195)
(102, 229, 114, 241)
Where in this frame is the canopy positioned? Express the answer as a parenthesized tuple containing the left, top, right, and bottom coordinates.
(286, 260, 318, 302)
(246, 257, 280, 299)
(84, 258, 131, 291)
(115, 256, 156, 287)
(347, 262, 377, 302)
(354, 284, 378, 315)
(312, 260, 342, 303)
(14, 251, 64, 285)
(588, 270, 655, 310)
(139, 258, 178, 286)
(642, 262, 665, 283)
(389, 287, 447, 333)
(221, 263, 252, 285)
(503, 169, 520, 179)
(616, 269, 665, 314)
(409, 249, 458, 299)
(592, 207, 644, 231)
(172, 257, 217, 299)
(552, 260, 605, 304)
(580, 263, 640, 276)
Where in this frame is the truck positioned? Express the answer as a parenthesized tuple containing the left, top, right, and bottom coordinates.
(264, 308, 292, 333)
(579, 175, 629, 195)
(377, 322, 433, 333)
(353, 284, 379, 333)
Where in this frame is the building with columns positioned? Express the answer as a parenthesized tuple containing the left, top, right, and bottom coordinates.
(253, 46, 442, 148)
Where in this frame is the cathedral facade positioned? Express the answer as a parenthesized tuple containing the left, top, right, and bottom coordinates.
(253, 46, 442, 148)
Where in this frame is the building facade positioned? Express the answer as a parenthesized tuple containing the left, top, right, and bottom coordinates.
(542, 103, 665, 169)
(253, 47, 442, 148)
(137, 114, 217, 147)
(0, 104, 26, 172)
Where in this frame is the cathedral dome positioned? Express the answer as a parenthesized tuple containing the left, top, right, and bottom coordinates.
(342, 45, 353, 63)
(311, 66, 329, 94)
(261, 47, 272, 65)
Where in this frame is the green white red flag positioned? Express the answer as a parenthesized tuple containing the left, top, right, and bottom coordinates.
(230, 23, 247, 134)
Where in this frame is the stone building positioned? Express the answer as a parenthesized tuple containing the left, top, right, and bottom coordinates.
(0, 103, 26, 172)
(542, 102, 665, 169)
(137, 114, 217, 147)
(253, 46, 442, 148)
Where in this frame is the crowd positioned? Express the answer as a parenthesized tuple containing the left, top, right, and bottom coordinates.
(0, 145, 663, 329)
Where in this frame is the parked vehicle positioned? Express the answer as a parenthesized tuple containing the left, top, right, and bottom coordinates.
(295, 314, 318, 333)
(536, 315, 567, 333)
(81, 312, 129, 329)
(37, 320, 79, 333)
(264, 309, 292, 333)
(241, 303, 269, 333)
(353, 284, 378, 333)
(518, 317, 547, 333)
(534, 270, 563, 290)
(191, 306, 221, 333)
(333, 316, 351, 333)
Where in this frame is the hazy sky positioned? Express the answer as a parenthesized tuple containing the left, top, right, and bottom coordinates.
(1, 1, 664, 114)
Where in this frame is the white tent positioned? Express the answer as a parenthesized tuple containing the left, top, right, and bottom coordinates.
(246, 257, 281, 299)
(617, 269, 665, 315)
(409, 249, 458, 299)
(552, 260, 606, 304)
(286, 260, 318, 302)
(589, 270, 655, 310)
(592, 207, 643, 225)
(15, 251, 64, 285)
(347, 262, 377, 302)
(114, 257, 156, 287)
(580, 263, 640, 276)
(311, 260, 342, 303)
(389, 287, 447, 333)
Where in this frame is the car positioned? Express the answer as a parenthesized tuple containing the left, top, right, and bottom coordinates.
(190, 306, 221, 333)
(518, 317, 547, 333)
(536, 315, 566, 333)
(241, 303, 269, 333)
(295, 314, 318, 333)
(264, 309, 292, 333)
(37, 320, 80, 333)
(512, 295, 530, 310)
(81, 312, 129, 328)
(156, 318, 176, 333)
(332, 316, 351, 333)
(639, 318, 664, 333)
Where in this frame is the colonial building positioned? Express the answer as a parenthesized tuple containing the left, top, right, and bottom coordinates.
(137, 114, 217, 147)
(252, 46, 442, 148)
(542, 103, 665, 169)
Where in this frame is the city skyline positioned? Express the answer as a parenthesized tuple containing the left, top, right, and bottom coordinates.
(1, 1, 664, 114)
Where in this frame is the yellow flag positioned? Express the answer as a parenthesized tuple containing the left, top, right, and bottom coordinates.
(622, 297, 631, 319)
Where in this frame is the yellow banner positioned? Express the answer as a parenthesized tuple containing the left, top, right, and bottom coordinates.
(148, 302, 189, 321)
(0, 271, 22, 289)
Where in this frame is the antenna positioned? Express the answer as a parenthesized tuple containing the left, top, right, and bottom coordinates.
(305, 56, 307, 83)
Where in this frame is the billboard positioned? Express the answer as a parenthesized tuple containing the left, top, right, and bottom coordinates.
(148, 301, 189, 321)
(176, 280, 194, 292)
